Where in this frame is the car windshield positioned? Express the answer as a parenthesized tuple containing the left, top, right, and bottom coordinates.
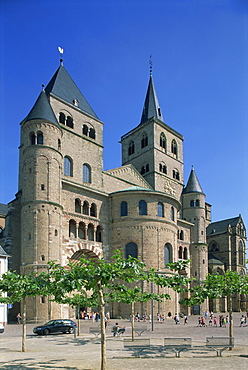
(44, 320, 55, 326)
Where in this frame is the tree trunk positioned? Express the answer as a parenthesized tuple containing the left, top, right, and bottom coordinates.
(131, 301, 134, 340)
(77, 305, 80, 336)
(97, 282, 106, 370)
(228, 294, 233, 350)
(22, 298, 27, 352)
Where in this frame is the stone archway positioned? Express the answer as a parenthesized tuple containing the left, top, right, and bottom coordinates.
(66, 242, 102, 261)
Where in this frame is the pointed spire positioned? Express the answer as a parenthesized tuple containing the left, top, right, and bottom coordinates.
(45, 64, 99, 119)
(23, 89, 58, 126)
(140, 73, 163, 125)
(183, 166, 204, 194)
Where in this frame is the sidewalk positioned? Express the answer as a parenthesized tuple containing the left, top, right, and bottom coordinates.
(0, 313, 247, 369)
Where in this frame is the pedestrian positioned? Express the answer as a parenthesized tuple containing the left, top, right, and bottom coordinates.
(174, 313, 179, 324)
(240, 315, 245, 327)
(184, 314, 188, 324)
(213, 317, 217, 327)
(16, 313, 22, 324)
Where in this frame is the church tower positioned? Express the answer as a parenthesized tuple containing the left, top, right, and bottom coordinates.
(11, 59, 105, 321)
(121, 71, 184, 202)
(182, 167, 208, 313)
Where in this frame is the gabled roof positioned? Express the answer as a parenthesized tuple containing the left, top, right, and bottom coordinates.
(45, 64, 99, 119)
(183, 167, 204, 194)
(140, 75, 163, 125)
(0, 245, 9, 257)
(23, 90, 58, 126)
(206, 216, 242, 237)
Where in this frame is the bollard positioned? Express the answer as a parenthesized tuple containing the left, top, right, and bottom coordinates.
(74, 326, 77, 339)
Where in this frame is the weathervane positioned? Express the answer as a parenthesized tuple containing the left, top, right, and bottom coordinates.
(149, 55, 153, 76)
(58, 46, 64, 65)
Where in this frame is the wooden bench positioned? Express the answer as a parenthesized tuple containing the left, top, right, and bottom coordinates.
(123, 339, 150, 357)
(134, 326, 148, 336)
(163, 338, 192, 357)
(89, 327, 101, 338)
(205, 336, 234, 357)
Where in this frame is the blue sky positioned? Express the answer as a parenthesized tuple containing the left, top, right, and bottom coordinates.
(0, 0, 247, 243)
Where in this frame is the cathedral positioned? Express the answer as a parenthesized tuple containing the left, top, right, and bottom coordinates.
(1, 58, 247, 322)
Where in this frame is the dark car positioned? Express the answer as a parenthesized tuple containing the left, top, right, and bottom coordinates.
(33, 319, 76, 335)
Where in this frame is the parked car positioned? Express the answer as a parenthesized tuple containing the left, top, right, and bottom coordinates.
(33, 319, 76, 335)
(0, 324, 4, 333)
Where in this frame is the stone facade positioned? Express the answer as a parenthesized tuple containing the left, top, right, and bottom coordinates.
(2, 61, 246, 322)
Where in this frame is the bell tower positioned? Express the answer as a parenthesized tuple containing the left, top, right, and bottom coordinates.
(121, 70, 184, 202)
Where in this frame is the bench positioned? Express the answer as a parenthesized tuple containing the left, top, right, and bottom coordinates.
(123, 339, 150, 357)
(89, 327, 101, 338)
(205, 336, 234, 357)
(134, 326, 148, 336)
(163, 338, 192, 357)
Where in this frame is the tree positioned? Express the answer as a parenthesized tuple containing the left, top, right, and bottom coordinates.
(45, 251, 189, 370)
(181, 270, 248, 349)
(0, 271, 49, 352)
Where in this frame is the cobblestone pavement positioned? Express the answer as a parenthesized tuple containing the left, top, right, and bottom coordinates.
(0, 313, 247, 369)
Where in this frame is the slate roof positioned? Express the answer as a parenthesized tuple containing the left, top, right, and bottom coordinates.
(208, 253, 224, 266)
(206, 216, 241, 237)
(0, 204, 8, 217)
(0, 245, 9, 257)
(23, 90, 58, 126)
(183, 167, 204, 194)
(45, 64, 99, 119)
(140, 75, 163, 125)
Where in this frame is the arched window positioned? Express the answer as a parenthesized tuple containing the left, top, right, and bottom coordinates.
(30, 132, 36, 145)
(120, 201, 128, 216)
(82, 201, 89, 215)
(89, 127, 96, 139)
(178, 246, 183, 259)
(139, 200, 147, 215)
(164, 243, 172, 265)
(141, 133, 148, 148)
(170, 206, 175, 221)
(180, 230, 184, 240)
(37, 132, 43, 144)
(83, 124, 88, 136)
(239, 242, 244, 266)
(195, 199, 200, 207)
(183, 247, 188, 260)
(190, 200, 195, 207)
(66, 116, 74, 128)
(96, 225, 102, 242)
(157, 202, 164, 217)
(59, 112, 66, 124)
(160, 133, 166, 149)
(140, 166, 145, 175)
(83, 164, 91, 183)
(171, 139, 177, 157)
(125, 242, 138, 259)
(75, 199, 81, 213)
(69, 219, 76, 238)
(64, 156, 73, 176)
(90, 203, 97, 217)
(87, 223, 94, 241)
(128, 140, 135, 155)
(173, 169, 180, 180)
(78, 222, 86, 239)
(209, 242, 219, 252)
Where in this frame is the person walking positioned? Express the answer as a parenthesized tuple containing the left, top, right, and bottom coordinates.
(16, 313, 22, 324)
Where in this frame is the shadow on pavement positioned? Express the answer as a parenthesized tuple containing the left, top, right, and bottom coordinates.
(0, 358, 86, 369)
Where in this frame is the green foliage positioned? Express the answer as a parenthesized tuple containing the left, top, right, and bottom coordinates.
(0, 270, 50, 304)
(180, 270, 248, 307)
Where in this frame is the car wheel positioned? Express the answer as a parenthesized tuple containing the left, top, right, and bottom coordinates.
(43, 329, 49, 335)
(68, 327, 74, 334)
